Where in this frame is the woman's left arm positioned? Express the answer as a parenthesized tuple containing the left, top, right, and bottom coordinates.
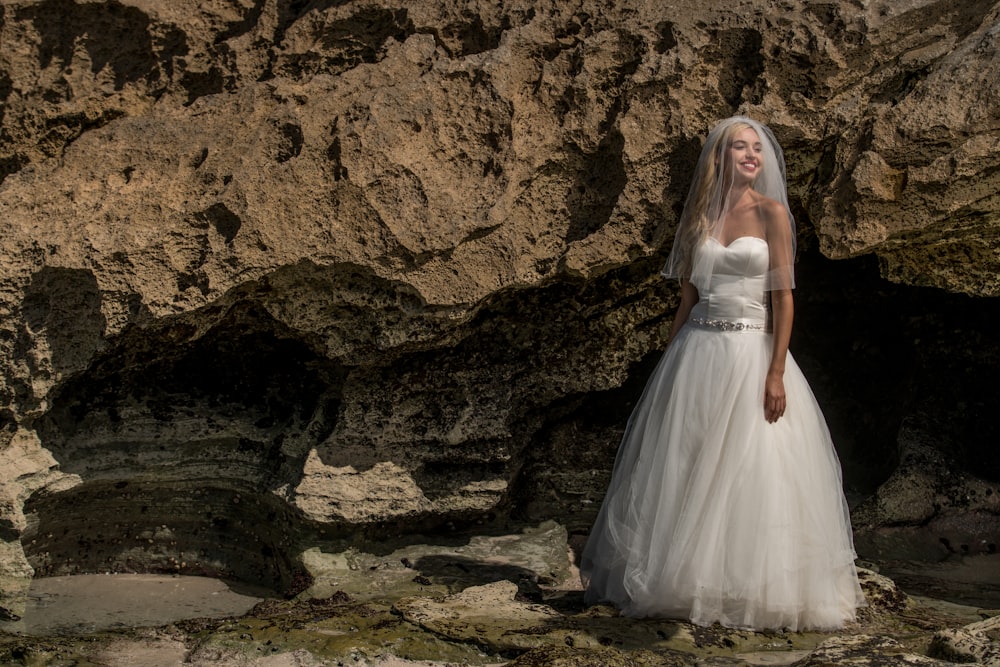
(764, 199, 794, 424)
(765, 288, 792, 423)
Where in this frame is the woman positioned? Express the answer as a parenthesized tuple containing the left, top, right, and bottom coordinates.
(580, 116, 865, 631)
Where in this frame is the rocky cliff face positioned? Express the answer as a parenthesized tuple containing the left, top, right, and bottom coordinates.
(0, 0, 998, 603)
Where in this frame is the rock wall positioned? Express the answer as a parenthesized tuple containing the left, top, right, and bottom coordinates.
(0, 0, 998, 602)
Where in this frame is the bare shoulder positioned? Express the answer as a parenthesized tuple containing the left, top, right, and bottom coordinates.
(754, 194, 788, 221)
(750, 194, 789, 232)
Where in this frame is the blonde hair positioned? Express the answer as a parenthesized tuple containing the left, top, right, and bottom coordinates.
(673, 120, 752, 281)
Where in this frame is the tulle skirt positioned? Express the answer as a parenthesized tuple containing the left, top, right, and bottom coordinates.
(580, 323, 865, 631)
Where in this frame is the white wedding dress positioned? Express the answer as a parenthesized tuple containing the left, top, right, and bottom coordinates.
(581, 236, 865, 631)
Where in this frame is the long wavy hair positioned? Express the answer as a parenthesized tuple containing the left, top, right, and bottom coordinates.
(671, 119, 752, 281)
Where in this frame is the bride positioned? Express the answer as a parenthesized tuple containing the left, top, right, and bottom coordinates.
(580, 116, 865, 631)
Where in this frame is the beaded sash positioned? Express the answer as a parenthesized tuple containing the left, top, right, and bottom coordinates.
(690, 316, 765, 332)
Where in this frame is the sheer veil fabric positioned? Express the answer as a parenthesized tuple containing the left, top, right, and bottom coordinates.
(660, 116, 796, 294)
(580, 116, 865, 631)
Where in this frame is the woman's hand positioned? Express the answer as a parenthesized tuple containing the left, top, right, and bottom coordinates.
(764, 371, 786, 423)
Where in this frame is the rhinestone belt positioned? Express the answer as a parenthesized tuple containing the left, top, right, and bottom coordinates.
(690, 317, 765, 332)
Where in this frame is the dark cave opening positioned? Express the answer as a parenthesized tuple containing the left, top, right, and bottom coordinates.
(24, 300, 345, 593)
(793, 249, 1000, 487)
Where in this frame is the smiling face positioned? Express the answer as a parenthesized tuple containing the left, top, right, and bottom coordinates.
(725, 126, 763, 184)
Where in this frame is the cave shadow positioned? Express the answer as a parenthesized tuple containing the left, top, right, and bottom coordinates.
(22, 266, 107, 379)
(24, 289, 346, 594)
(14, 0, 186, 91)
(564, 129, 627, 244)
(792, 246, 1000, 489)
(411, 554, 542, 593)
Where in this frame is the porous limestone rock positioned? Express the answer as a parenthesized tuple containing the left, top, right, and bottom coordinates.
(394, 580, 569, 653)
(929, 617, 1000, 667)
(0, 0, 997, 614)
(299, 520, 571, 602)
(793, 635, 949, 667)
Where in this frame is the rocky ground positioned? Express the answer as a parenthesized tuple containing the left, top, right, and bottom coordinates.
(1, 521, 999, 666)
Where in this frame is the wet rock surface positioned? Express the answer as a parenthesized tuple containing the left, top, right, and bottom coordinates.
(0, 573, 268, 636)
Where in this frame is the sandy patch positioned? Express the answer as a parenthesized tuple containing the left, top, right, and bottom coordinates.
(0, 573, 269, 636)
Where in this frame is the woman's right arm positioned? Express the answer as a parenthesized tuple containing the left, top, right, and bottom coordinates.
(666, 279, 699, 348)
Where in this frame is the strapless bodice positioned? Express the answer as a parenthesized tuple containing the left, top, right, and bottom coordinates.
(688, 236, 769, 329)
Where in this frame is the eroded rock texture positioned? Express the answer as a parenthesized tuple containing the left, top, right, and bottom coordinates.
(0, 0, 998, 602)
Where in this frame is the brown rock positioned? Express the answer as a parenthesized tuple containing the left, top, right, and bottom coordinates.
(0, 0, 997, 609)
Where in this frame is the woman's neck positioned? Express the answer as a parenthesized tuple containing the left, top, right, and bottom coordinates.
(722, 181, 755, 215)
